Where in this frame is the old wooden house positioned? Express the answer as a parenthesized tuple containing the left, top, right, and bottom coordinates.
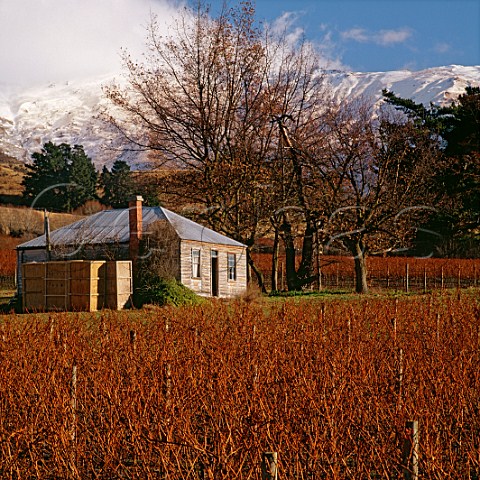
(16, 197, 247, 299)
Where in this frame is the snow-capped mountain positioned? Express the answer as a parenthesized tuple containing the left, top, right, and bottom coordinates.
(324, 65, 479, 107)
(0, 73, 122, 168)
(0, 65, 479, 168)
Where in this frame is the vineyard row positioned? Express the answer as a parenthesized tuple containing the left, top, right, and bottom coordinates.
(1, 294, 479, 478)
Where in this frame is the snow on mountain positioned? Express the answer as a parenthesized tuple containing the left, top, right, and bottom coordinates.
(0, 65, 479, 168)
(0, 74, 121, 168)
(325, 65, 479, 107)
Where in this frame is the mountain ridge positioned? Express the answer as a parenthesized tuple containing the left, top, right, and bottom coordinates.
(0, 65, 479, 168)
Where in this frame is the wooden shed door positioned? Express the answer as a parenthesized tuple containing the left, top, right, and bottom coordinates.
(211, 250, 219, 297)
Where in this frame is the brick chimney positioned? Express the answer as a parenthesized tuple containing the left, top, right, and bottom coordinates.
(129, 195, 144, 264)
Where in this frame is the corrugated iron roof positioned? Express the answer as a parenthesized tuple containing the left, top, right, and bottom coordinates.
(17, 207, 245, 250)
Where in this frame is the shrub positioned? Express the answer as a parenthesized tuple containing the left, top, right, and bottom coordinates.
(137, 275, 202, 307)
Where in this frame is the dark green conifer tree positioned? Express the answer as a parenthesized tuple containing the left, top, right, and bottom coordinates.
(66, 145, 98, 210)
(383, 87, 480, 255)
(100, 159, 135, 208)
(22, 142, 97, 212)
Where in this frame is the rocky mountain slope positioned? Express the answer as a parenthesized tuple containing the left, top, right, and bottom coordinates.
(0, 65, 478, 168)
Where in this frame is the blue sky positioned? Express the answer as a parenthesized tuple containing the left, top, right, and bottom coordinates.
(210, 0, 480, 72)
(1, 0, 478, 86)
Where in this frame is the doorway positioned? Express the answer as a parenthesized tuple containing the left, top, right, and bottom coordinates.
(211, 250, 219, 297)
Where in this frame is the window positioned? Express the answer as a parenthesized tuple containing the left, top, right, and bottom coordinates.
(191, 249, 201, 278)
(227, 253, 236, 281)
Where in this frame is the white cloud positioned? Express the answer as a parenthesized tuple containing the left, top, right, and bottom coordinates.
(316, 29, 348, 70)
(375, 28, 412, 46)
(434, 42, 451, 54)
(0, 0, 185, 87)
(341, 28, 369, 43)
(267, 13, 347, 71)
(341, 27, 412, 46)
(269, 11, 304, 42)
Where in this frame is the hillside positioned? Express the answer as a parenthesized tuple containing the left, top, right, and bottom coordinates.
(0, 206, 83, 250)
(0, 204, 83, 274)
(0, 151, 27, 201)
(0, 65, 478, 168)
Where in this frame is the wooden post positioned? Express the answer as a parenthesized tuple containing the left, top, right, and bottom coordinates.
(70, 362, 78, 477)
(391, 317, 397, 344)
(402, 420, 419, 480)
(44, 209, 51, 262)
(71, 363, 77, 442)
(441, 266, 444, 290)
(436, 313, 440, 345)
(457, 265, 461, 289)
(49, 317, 55, 341)
(347, 317, 351, 346)
(397, 348, 404, 394)
(164, 361, 173, 442)
(387, 265, 390, 289)
(405, 263, 409, 293)
(423, 267, 427, 294)
(261, 452, 278, 480)
(252, 364, 259, 388)
(130, 330, 137, 354)
(321, 304, 327, 342)
(164, 362, 172, 406)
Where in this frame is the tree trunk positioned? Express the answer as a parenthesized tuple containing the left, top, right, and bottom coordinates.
(280, 214, 317, 292)
(247, 250, 267, 294)
(284, 240, 298, 291)
(277, 213, 298, 291)
(271, 229, 279, 292)
(296, 218, 315, 285)
(283, 231, 299, 291)
(351, 240, 369, 294)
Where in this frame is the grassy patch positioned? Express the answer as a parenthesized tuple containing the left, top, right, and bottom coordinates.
(266, 286, 480, 304)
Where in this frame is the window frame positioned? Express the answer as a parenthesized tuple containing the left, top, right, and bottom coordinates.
(191, 248, 201, 278)
(227, 252, 237, 281)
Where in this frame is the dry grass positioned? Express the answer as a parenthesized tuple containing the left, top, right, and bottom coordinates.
(0, 206, 82, 240)
(0, 153, 26, 197)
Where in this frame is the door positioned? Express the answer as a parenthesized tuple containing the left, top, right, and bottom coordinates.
(211, 250, 219, 297)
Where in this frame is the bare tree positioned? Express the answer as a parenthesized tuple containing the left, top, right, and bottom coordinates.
(262, 32, 331, 291)
(140, 220, 181, 280)
(315, 100, 441, 293)
(104, 1, 331, 292)
(104, 3, 277, 289)
(270, 114, 324, 291)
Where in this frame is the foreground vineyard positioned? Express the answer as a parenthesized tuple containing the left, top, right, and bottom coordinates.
(1, 294, 479, 478)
